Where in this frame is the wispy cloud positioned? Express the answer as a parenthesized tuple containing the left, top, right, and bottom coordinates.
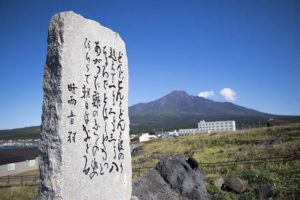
(198, 90, 215, 99)
(220, 88, 237, 101)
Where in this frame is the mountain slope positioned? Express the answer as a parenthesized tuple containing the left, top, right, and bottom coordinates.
(129, 91, 300, 132)
(0, 126, 40, 140)
(1, 91, 299, 138)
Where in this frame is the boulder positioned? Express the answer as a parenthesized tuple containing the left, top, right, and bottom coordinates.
(224, 177, 252, 193)
(132, 169, 179, 200)
(133, 156, 209, 200)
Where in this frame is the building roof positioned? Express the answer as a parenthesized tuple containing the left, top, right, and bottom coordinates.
(0, 147, 38, 165)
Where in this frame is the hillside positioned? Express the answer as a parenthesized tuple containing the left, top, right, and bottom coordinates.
(132, 123, 300, 199)
(0, 126, 40, 140)
(130, 90, 300, 132)
(1, 90, 300, 139)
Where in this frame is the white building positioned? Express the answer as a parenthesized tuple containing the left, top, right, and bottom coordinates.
(198, 120, 236, 133)
(178, 128, 199, 136)
(139, 133, 157, 142)
(0, 147, 39, 177)
(168, 130, 179, 137)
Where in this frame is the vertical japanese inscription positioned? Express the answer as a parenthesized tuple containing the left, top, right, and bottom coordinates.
(65, 37, 126, 179)
(40, 12, 131, 200)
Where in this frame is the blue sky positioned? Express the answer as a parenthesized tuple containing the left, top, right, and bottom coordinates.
(0, 0, 299, 129)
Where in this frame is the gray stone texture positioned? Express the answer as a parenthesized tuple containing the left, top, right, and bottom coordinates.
(224, 177, 252, 193)
(132, 156, 209, 200)
(39, 11, 131, 200)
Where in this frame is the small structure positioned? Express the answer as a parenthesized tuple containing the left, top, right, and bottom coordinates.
(168, 130, 179, 137)
(139, 133, 157, 142)
(198, 120, 236, 133)
(0, 147, 38, 177)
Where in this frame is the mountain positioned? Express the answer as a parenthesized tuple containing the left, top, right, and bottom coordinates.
(1, 90, 299, 139)
(0, 126, 40, 140)
(129, 90, 300, 132)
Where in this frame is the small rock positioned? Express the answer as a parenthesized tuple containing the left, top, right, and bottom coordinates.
(213, 178, 224, 189)
(259, 184, 274, 199)
(235, 156, 246, 162)
(224, 177, 251, 193)
(238, 147, 246, 152)
(131, 144, 143, 156)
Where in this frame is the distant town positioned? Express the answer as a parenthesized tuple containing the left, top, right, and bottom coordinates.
(131, 120, 236, 143)
(0, 139, 39, 150)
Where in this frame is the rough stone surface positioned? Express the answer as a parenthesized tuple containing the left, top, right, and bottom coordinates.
(132, 156, 209, 200)
(130, 196, 139, 200)
(39, 11, 131, 200)
(224, 177, 251, 193)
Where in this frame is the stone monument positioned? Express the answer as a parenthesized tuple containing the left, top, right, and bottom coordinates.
(39, 11, 132, 199)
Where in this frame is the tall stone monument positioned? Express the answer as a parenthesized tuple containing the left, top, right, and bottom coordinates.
(39, 11, 132, 199)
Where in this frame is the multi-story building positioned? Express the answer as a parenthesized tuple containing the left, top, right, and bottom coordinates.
(198, 120, 236, 133)
(178, 128, 199, 136)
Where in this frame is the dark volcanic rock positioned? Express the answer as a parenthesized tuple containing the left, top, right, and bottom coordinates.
(132, 170, 179, 200)
(132, 156, 209, 200)
(131, 144, 143, 156)
(186, 157, 199, 170)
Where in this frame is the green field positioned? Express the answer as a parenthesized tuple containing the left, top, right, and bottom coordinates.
(1, 123, 299, 199)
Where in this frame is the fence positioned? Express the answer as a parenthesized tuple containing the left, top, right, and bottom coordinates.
(132, 155, 300, 174)
(1, 156, 299, 187)
(0, 175, 38, 187)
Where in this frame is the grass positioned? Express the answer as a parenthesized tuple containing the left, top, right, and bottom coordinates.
(0, 170, 39, 199)
(0, 186, 38, 200)
(132, 123, 300, 199)
(1, 123, 299, 199)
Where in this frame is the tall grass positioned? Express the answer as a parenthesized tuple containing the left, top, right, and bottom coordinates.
(0, 186, 38, 200)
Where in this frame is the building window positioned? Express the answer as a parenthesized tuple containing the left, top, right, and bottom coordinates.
(29, 160, 36, 167)
(7, 163, 15, 171)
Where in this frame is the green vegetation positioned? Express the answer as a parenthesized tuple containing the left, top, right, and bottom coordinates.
(132, 123, 300, 199)
(0, 170, 38, 200)
(0, 186, 38, 200)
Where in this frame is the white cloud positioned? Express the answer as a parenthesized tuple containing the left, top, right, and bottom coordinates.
(220, 88, 237, 101)
(198, 90, 215, 99)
